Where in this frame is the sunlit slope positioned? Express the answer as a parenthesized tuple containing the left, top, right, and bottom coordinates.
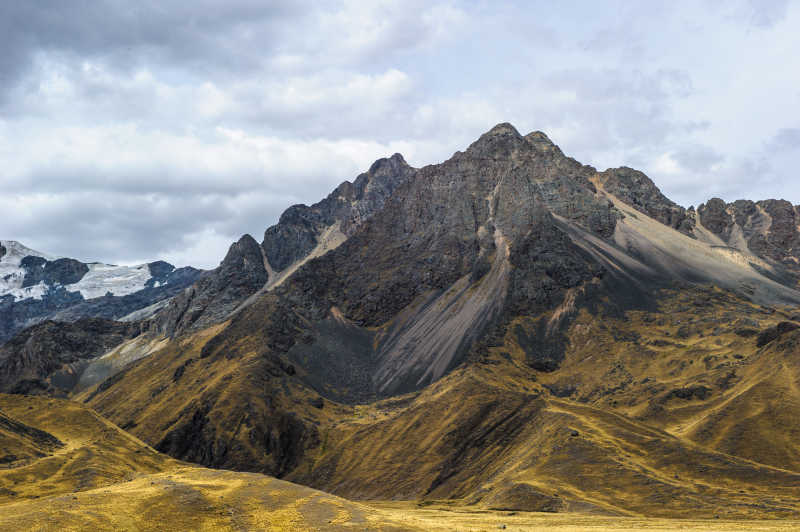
(287, 362, 800, 519)
(0, 394, 417, 531)
(0, 394, 175, 502)
(0, 468, 415, 532)
(77, 320, 341, 476)
(77, 286, 800, 519)
(517, 285, 800, 472)
(681, 328, 800, 468)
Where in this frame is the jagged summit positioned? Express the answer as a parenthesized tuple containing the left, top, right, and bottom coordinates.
(485, 122, 522, 136)
(0, 240, 53, 262)
(7, 123, 800, 521)
(367, 152, 408, 173)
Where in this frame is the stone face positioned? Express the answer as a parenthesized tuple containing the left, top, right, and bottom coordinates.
(192, 123, 800, 404)
(213, 123, 627, 401)
(261, 152, 415, 271)
(0, 318, 140, 395)
(20, 257, 89, 288)
(151, 154, 416, 338)
(151, 234, 268, 336)
(698, 198, 734, 239)
(596, 166, 694, 235)
(696, 197, 800, 278)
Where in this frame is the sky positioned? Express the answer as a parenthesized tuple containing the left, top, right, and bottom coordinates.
(1, 0, 799, 269)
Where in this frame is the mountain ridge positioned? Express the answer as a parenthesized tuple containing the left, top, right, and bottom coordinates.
(3, 123, 800, 519)
(0, 240, 203, 344)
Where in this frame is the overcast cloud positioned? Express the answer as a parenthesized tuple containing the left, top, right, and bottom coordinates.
(1, 0, 799, 268)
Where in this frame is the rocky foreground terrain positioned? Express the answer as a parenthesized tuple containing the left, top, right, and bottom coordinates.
(3, 124, 800, 528)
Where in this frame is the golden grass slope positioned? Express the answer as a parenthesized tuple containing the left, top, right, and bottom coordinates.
(75, 284, 800, 520)
(0, 394, 174, 503)
(0, 394, 414, 531)
(3, 397, 800, 531)
(290, 362, 800, 519)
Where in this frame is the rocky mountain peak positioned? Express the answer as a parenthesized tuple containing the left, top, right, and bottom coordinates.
(594, 166, 694, 234)
(463, 123, 526, 159)
(695, 196, 800, 278)
(486, 122, 522, 137)
(367, 152, 408, 174)
(524, 130, 563, 156)
(218, 234, 267, 282)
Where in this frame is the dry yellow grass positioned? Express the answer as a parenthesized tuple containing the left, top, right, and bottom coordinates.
(0, 394, 411, 531)
(3, 394, 800, 530)
(371, 502, 800, 531)
(53, 286, 800, 526)
(0, 468, 416, 531)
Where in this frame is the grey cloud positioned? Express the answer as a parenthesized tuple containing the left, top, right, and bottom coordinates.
(672, 144, 724, 173)
(1, 189, 301, 268)
(0, 0, 304, 102)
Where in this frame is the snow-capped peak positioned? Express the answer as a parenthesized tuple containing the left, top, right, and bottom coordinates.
(0, 240, 55, 266)
(0, 240, 164, 302)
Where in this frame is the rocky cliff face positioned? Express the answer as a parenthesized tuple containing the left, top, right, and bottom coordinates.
(695, 198, 800, 280)
(150, 234, 268, 336)
(186, 124, 699, 402)
(595, 166, 695, 235)
(150, 153, 416, 337)
(0, 318, 140, 395)
(262, 153, 415, 271)
(140, 123, 800, 405)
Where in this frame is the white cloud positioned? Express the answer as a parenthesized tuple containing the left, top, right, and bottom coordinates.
(0, 0, 799, 269)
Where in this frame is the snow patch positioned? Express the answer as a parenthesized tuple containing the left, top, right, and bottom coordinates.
(0, 240, 176, 303)
(2, 281, 51, 301)
(65, 263, 152, 299)
(0, 240, 56, 301)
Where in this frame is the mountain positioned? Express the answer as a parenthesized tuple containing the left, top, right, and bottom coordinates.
(3, 123, 800, 520)
(149, 152, 415, 338)
(0, 240, 203, 343)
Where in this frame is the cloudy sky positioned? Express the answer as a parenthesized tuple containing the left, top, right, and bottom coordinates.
(1, 0, 798, 268)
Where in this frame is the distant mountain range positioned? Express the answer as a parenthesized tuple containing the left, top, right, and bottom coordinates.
(3, 124, 800, 518)
(0, 239, 202, 343)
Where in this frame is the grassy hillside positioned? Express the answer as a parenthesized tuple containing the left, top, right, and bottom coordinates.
(4, 395, 800, 530)
(0, 394, 413, 531)
(72, 286, 800, 520)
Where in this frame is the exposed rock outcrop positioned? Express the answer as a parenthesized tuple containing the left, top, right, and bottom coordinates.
(150, 154, 416, 337)
(595, 166, 694, 235)
(696, 197, 800, 279)
(150, 235, 267, 336)
(0, 318, 140, 395)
